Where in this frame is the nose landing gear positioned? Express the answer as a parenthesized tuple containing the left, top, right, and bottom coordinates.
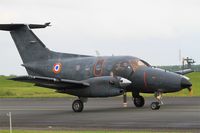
(151, 91, 163, 110)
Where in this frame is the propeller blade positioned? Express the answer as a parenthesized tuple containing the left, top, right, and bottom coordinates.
(123, 92, 127, 107)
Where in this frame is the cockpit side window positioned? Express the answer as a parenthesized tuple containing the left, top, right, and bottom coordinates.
(112, 60, 133, 77)
(114, 61, 131, 71)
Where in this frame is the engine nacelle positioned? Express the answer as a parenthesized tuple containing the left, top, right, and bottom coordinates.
(61, 76, 131, 97)
(85, 76, 124, 97)
(64, 76, 131, 97)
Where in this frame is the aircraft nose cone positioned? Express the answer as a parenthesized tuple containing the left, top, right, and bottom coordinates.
(181, 78, 192, 89)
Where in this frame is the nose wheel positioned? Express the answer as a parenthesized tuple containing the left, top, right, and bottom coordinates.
(151, 102, 160, 110)
(151, 91, 163, 110)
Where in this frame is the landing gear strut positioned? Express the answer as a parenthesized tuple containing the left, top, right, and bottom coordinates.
(72, 97, 87, 112)
(151, 91, 163, 110)
(132, 92, 145, 107)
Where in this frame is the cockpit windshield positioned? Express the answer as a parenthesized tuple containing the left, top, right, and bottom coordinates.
(129, 59, 151, 71)
(138, 60, 147, 66)
(112, 59, 151, 77)
(139, 60, 151, 67)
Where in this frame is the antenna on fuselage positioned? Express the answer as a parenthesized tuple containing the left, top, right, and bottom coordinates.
(95, 50, 100, 57)
(179, 49, 182, 69)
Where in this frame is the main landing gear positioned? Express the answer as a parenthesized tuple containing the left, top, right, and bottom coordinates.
(151, 91, 163, 110)
(72, 92, 163, 112)
(132, 92, 145, 108)
(72, 97, 87, 112)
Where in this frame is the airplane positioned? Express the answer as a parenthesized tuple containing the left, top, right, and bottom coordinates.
(0, 23, 193, 112)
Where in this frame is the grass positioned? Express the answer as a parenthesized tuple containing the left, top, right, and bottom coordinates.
(0, 130, 187, 133)
(0, 76, 69, 98)
(0, 72, 199, 98)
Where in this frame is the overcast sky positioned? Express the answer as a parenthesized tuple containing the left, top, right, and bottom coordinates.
(0, 0, 199, 75)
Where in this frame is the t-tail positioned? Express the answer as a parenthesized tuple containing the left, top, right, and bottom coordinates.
(0, 22, 91, 75)
(0, 23, 52, 63)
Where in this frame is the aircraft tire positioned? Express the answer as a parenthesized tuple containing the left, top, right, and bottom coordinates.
(72, 100, 84, 112)
(151, 102, 160, 110)
(133, 96, 145, 107)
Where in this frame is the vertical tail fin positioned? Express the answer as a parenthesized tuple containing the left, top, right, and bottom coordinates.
(0, 23, 51, 63)
(0, 23, 92, 75)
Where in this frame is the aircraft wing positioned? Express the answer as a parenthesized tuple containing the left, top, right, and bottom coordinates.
(174, 69, 194, 75)
(10, 75, 90, 89)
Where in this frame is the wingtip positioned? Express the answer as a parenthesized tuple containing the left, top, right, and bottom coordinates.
(45, 22, 51, 27)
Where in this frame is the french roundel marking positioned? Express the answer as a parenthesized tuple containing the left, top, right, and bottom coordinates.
(53, 63, 62, 74)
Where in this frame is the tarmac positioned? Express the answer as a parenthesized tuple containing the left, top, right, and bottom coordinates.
(0, 97, 200, 131)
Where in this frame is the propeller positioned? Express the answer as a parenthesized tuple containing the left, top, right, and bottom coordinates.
(117, 77, 130, 107)
(110, 74, 131, 107)
(123, 92, 127, 107)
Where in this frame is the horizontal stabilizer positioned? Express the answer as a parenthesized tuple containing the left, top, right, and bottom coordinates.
(0, 22, 51, 31)
(175, 69, 194, 75)
(10, 75, 90, 89)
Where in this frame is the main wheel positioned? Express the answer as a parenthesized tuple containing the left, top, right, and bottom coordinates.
(151, 102, 160, 110)
(133, 96, 145, 107)
(72, 100, 84, 112)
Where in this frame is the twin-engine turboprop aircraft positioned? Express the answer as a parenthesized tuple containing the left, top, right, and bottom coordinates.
(0, 23, 192, 112)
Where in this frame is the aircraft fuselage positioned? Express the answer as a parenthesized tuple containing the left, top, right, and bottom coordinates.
(24, 55, 189, 95)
